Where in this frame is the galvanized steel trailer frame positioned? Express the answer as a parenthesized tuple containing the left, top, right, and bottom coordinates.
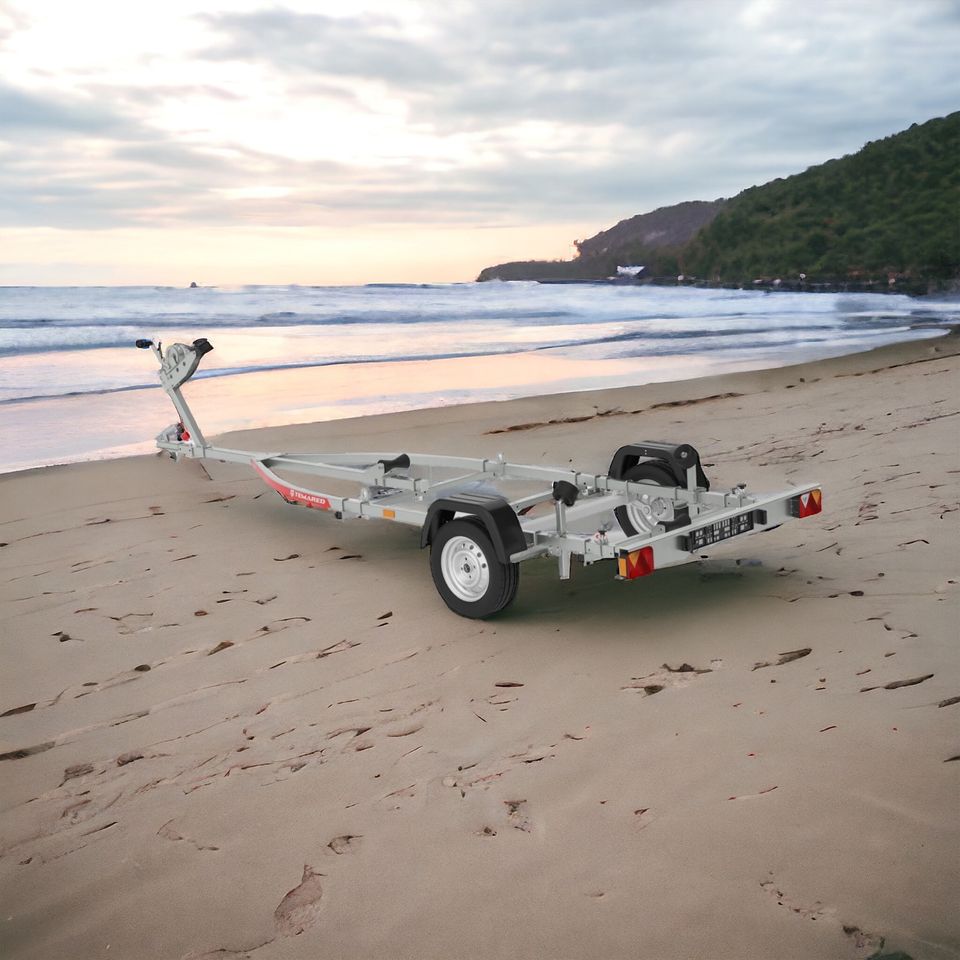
(138, 337, 823, 618)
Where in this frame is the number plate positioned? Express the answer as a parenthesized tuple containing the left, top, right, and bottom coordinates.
(681, 512, 755, 551)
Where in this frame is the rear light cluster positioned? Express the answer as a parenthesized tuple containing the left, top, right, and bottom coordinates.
(789, 488, 822, 518)
(618, 546, 655, 580)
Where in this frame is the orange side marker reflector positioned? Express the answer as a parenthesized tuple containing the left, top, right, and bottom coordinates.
(382, 509, 396, 520)
(618, 546, 655, 580)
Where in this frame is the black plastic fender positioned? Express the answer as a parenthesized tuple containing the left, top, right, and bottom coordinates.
(608, 441, 710, 490)
(420, 493, 527, 563)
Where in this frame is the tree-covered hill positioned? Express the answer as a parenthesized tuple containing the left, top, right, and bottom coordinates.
(478, 112, 959, 288)
(683, 112, 959, 283)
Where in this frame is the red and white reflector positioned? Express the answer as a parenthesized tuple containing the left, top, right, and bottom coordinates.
(790, 488, 822, 518)
(618, 545, 655, 580)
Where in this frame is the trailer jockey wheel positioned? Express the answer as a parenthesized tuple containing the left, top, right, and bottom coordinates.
(430, 518, 519, 618)
(614, 461, 677, 537)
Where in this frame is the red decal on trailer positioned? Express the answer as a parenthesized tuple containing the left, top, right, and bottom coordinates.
(252, 462, 331, 510)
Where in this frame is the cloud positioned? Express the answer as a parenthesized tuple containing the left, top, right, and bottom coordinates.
(201, 9, 456, 87)
(196, 1, 959, 139)
(1, 0, 958, 241)
(100, 83, 245, 107)
(193, 1, 960, 201)
(0, 81, 125, 134)
(0, 82, 256, 228)
(417, 1, 957, 143)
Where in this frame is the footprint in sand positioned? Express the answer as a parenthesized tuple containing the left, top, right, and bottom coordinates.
(326, 725, 372, 751)
(760, 876, 831, 920)
(752, 648, 811, 670)
(728, 785, 779, 801)
(185, 938, 273, 959)
(109, 613, 154, 635)
(1, 703, 36, 717)
(841, 925, 887, 956)
(504, 799, 532, 832)
(860, 673, 934, 693)
(158, 819, 219, 852)
(61, 791, 121, 826)
(760, 874, 886, 956)
(274, 865, 325, 936)
(384, 723, 423, 738)
(622, 660, 720, 695)
(327, 834, 361, 855)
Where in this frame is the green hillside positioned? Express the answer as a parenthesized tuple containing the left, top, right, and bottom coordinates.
(478, 112, 959, 288)
(683, 112, 959, 283)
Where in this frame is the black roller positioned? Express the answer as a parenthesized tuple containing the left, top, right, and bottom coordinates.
(552, 480, 579, 507)
(378, 453, 411, 473)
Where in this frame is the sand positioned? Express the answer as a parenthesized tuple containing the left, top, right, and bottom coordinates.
(1, 333, 958, 960)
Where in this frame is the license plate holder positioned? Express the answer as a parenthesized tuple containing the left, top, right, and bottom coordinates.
(680, 512, 755, 551)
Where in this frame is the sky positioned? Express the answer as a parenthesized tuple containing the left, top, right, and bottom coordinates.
(1, 0, 958, 286)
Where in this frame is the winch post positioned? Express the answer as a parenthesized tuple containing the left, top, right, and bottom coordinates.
(140, 338, 211, 449)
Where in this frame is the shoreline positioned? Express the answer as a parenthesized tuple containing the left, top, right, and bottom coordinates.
(517, 276, 959, 297)
(209, 326, 960, 456)
(1, 326, 954, 477)
(1, 332, 958, 960)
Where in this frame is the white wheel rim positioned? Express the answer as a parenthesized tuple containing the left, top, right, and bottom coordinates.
(440, 536, 490, 603)
(624, 497, 657, 534)
(624, 493, 669, 534)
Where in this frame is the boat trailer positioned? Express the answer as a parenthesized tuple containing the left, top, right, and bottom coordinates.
(137, 337, 823, 618)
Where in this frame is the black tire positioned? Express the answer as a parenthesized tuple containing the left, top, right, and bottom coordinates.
(614, 461, 677, 537)
(430, 517, 519, 619)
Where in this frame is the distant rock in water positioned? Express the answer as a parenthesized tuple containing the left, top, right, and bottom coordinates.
(189, 281, 198, 288)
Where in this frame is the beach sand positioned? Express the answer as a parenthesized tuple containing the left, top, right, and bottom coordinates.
(1, 333, 958, 960)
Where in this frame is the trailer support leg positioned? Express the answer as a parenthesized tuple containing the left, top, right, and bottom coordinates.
(554, 499, 567, 536)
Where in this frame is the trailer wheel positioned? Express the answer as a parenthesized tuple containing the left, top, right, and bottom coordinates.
(430, 518, 519, 618)
(614, 461, 677, 537)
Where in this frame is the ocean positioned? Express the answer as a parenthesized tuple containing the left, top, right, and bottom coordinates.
(1, 282, 955, 474)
